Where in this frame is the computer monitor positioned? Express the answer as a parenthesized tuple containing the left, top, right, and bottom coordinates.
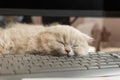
(0, 0, 103, 16)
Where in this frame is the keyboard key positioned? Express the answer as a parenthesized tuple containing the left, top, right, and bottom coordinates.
(15, 69, 30, 74)
(58, 58, 67, 61)
(71, 60, 80, 64)
(40, 64, 51, 68)
(89, 62, 98, 65)
(63, 61, 72, 64)
(99, 54, 111, 57)
(110, 53, 120, 58)
(4, 55, 15, 58)
(71, 63, 81, 67)
(0, 69, 15, 75)
(106, 59, 114, 62)
(98, 62, 107, 65)
(70, 66, 87, 70)
(87, 65, 99, 69)
(61, 64, 71, 68)
(108, 61, 120, 64)
(53, 61, 63, 65)
(49, 56, 58, 59)
(51, 64, 61, 68)
(58, 66, 87, 71)
(80, 62, 89, 66)
(29, 68, 50, 73)
(114, 59, 120, 62)
(41, 56, 49, 59)
(13, 58, 23, 61)
(99, 64, 119, 69)
(22, 57, 32, 60)
(97, 61, 107, 65)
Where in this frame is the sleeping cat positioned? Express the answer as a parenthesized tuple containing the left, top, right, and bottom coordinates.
(0, 23, 92, 56)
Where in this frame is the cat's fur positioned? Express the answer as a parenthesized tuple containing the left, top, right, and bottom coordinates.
(0, 23, 92, 56)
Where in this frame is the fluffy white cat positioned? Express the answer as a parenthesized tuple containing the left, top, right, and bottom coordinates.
(0, 23, 92, 56)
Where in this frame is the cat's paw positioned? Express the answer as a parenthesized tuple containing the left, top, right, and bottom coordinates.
(75, 51, 89, 56)
(67, 51, 75, 57)
(67, 50, 89, 57)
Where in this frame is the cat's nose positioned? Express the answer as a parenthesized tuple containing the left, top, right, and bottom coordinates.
(65, 49, 71, 53)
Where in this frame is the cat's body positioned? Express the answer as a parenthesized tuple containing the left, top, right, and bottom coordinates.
(0, 23, 92, 56)
(0, 24, 45, 54)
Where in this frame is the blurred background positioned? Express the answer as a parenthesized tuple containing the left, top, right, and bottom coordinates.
(0, 15, 119, 53)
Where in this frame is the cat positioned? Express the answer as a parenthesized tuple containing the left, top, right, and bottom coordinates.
(0, 23, 92, 56)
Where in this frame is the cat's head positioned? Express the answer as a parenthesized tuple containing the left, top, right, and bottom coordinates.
(35, 24, 93, 56)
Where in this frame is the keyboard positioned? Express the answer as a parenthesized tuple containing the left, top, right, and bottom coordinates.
(1, 52, 120, 79)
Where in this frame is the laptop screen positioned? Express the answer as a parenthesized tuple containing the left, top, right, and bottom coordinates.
(0, 0, 103, 10)
(0, 0, 103, 16)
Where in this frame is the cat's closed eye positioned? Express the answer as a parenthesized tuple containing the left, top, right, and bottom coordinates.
(72, 45, 79, 48)
(58, 41, 65, 45)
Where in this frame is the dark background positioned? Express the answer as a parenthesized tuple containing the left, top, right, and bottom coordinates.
(0, 0, 120, 17)
(0, 0, 103, 10)
(0, 0, 119, 11)
(104, 0, 120, 11)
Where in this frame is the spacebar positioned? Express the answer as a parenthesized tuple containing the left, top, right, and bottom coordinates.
(30, 67, 87, 73)
(58, 67, 87, 71)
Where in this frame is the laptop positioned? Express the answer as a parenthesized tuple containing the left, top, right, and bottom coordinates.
(1, 0, 120, 80)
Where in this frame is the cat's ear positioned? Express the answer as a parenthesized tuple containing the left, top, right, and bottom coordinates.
(80, 32, 94, 43)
